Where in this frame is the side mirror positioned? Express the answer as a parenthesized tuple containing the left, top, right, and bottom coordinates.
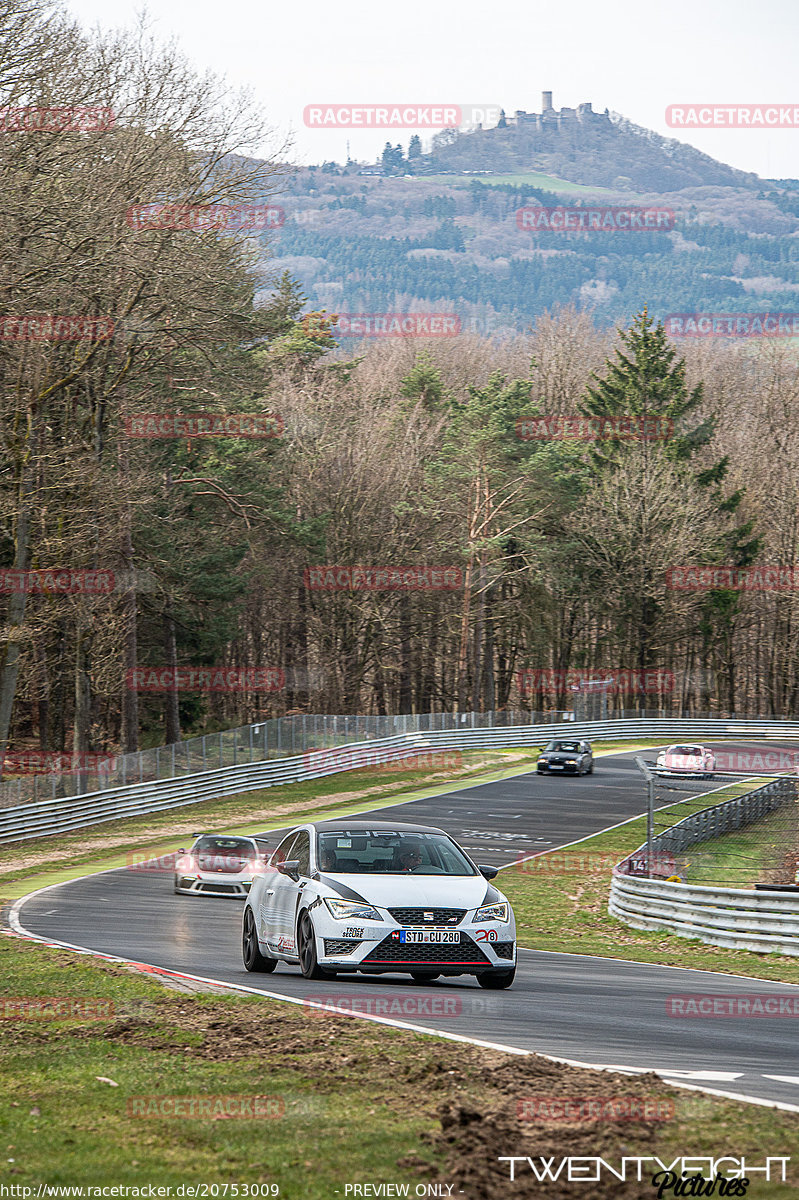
(177, 848, 186, 855)
(277, 859, 301, 882)
(479, 864, 498, 880)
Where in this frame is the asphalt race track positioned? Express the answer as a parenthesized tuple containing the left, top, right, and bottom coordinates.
(13, 746, 799, 1111)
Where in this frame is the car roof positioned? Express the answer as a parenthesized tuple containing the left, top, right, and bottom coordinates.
(310, 819, 448, 835)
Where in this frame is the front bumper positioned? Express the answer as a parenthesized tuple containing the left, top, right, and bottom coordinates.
(313, 915, 517, 975)
(538, 761, 580, 774)
(174, 873, 253, 897)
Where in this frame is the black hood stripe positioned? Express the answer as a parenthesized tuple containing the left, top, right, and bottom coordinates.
(316, 874, 371, 904)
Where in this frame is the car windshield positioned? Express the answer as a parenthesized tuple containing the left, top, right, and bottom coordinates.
(671, 746, 702, 756)
(194, 837, 255, 857)
(316, 830, 478, 875)
(546, 741, 580, 753)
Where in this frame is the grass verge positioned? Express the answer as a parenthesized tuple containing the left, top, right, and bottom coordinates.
(501, 781, 799, 984)
(0, 932, 798, 1198)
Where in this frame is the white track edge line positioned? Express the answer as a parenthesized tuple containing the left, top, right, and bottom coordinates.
(9, 882, 799, 1114)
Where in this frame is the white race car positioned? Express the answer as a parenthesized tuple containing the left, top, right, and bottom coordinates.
(174, 833, 271, 897)
(655, 744, 716, 777)
(242, 820, 517, 988)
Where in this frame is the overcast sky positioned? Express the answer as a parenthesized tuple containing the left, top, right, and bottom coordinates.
(66, 0, 799, 182)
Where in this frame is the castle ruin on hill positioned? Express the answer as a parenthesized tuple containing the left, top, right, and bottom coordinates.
(505, 92, 612, 130)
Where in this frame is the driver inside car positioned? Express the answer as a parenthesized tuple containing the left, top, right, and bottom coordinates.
(396, 844, 423, 872)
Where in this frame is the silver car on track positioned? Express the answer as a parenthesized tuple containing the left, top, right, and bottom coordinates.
(174, 834, 271, 898)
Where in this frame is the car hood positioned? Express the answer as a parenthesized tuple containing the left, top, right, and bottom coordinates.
(320, 872, 498, 910)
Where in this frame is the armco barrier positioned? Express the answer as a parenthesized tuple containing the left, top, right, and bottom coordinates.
(609, 777, 799, 954)
(4, 714, 799, 844)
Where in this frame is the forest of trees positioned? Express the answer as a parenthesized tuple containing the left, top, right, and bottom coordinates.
(274, 173, 799, 331)
(4, 0, 799, 775)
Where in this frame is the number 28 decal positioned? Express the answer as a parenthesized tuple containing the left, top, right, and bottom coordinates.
(475, 928, 498, 942)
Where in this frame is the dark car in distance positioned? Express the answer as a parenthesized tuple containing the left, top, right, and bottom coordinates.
(536, 739, 593, 776)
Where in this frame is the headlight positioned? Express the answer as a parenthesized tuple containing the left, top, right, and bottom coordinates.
(324, 898, 382, 921)
(474, 901, 509, 923)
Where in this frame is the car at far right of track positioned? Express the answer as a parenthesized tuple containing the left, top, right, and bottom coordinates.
(655, 744, 716, 777)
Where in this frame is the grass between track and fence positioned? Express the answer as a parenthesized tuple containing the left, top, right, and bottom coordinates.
(500, 776, 799, 984)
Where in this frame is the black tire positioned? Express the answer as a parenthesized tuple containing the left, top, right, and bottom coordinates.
(477, 966, 516, 990)
(588, 761, 594, 774)
(298, 910, 336, 980)
(242, 906, 277, 973)
(410, 972, 441, 983)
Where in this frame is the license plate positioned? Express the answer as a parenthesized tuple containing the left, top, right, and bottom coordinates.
(551, 763, 563, 769)
(399, 930, 460, 944)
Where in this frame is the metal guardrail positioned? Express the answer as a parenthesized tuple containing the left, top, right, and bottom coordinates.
(6, 707, 799, 808)
(609, 777, 799, 954)
(3, 713, 799, 844)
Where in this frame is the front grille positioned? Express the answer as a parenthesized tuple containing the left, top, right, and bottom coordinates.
(324, 939, 362, 955)
(362, 933, 490, 966)
(198, 883, 238, 893)
(387, 907, 466, 926)
(494, 941, 515, 960)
